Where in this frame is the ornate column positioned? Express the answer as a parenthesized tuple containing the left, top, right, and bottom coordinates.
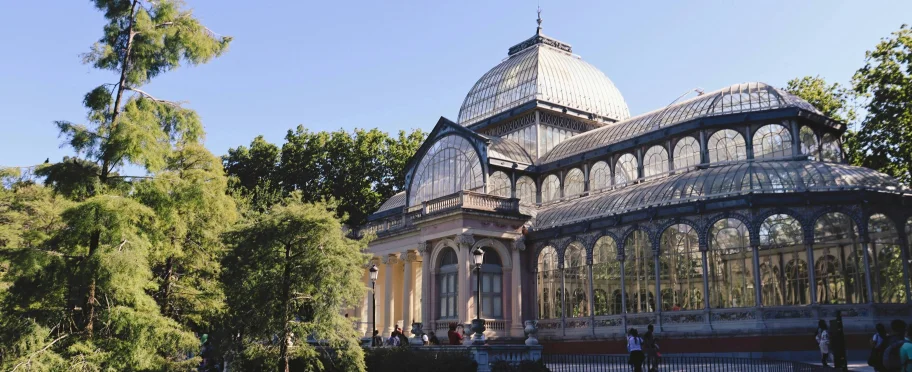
(805, 242, 817, 305)
(510, 237, 526, 337)
(383, 254, 400, 334)
(402, 250, 417, 327)
(456, 233, 475, 325)
(418, 242, 430, 323)
(860, 237, 875, 304)
(653, 248, 662, 329)
(751, 237, 763, 307)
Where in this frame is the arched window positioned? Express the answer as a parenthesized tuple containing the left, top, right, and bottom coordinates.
(537, 247, 560, 319)
(590, 161, 610, 191)
(799, 126, 819, 158)
(708, 218, 754, 308)
(564, 168, 585, 197)
(673, 136, 700, 170)
(473, 247, 503, 318)
(820, 133, 843, 163)
(563, 243, 589, 318)
(614, 153, 638, 186)
(437, 247, 459, 320)
(624, 231, 655, 313)
(409, 135, 484, 206)
(541, 174, 561, 203)
(515, 176, 537, 206)
(592, 236, 621, 316)
(643, 145, 669, 179)
(759, 214, 807, 306)
(869, 214, 905, 303)
(814, 212, 866, 304)
(660, 224, 703, 311)
(753, 124, 792, 159)
(708, 129, 746, 163)
(488, 171, 511, 198)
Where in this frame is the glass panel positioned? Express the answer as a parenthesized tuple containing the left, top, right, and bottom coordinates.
(820, 133, 843, 163)
(753, 124, 792, 159)
(483, 275, 491, 293)
(494, 275, 501, 293)
(673, 136, 701, 170)
(564, 168, 585, 197)
(590, 161, 611, 191)
(614, 153, 638, 186)
(759, 214, 808, 306)
(494, 296, 503, 317)
(625, 231, 656, 313)
(869, 214, 905, 303)
(409, 134, 484, 206)
(660, 224, 704, 310)
(708, 218, 755, 308)
(644, 145, 669, 179)
(564, 243, 589, 317)
(542, 174, 561, 202)
(708, 129, 746, 163)
(592, 236, 621, 316)
(488, 171, 511, 197)
(800, 126, 818, 158)
(537, 246, 560, 319)
(516, 176, 537, 205)
(814, 212, 866, 304)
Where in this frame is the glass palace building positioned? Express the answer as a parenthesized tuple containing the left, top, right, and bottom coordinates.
(358, 25, 912, 351)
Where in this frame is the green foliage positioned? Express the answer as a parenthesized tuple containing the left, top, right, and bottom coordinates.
(224, 127, 425, 227)
(853, 24, 912, 184)
(363, 348, 477, 372)
(221, 196, 368, 371)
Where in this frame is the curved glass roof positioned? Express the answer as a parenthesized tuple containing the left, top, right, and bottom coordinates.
(375, 191, 405, 214)
(457, 38, 630, 126)
(539, 82, 824, 164)
(488, 137, 534, 164)
(534, 160, 904, 229)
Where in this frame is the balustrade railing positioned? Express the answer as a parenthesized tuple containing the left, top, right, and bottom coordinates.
(368, 191, 519, 235)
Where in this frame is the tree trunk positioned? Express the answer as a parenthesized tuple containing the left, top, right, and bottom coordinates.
(279, 243, 293, 372)
(83, 0, 140, 338)
(160, 255, 175, 316)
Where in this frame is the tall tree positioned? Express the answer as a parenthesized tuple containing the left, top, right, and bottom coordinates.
(1, 0, 231, 369)
(785, 75, 863, 165)
(221, 196, 368, 372)
(853, 24, 912, 184)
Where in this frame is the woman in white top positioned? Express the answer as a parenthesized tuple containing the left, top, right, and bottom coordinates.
(628, 328, 645, 372)
(816, 320, 831, 367)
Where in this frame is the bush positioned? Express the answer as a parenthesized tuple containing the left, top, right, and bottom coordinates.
(364, 347, 477, 372)
(491, 359, 551, 372)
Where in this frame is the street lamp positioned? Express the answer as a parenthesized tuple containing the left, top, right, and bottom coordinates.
(471, 247, 486, 345)
(369, 264, 379, 347)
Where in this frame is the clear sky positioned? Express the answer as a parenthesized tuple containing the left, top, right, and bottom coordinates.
(1, 0, 910, 170)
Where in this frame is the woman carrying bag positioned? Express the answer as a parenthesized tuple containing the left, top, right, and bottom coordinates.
(628, 328, 645, 372)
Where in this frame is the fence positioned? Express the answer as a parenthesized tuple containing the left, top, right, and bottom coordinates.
(543, 354, 838, 372)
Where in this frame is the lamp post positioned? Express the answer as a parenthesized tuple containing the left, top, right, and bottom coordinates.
(471, 247, 486, 345)
(369, 264, 379, 347)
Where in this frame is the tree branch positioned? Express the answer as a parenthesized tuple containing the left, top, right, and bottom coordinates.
(124, 87, 182, 106)
(11, 334, 69, 372)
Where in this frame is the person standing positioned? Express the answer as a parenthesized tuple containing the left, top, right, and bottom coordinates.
(816, 319, 831, 367)
(642, 324, 659, 372)
(899, 324, 912, 372)
(371, 329, 383, 348)
(881, 319, 908, 372)
(871, 323, 887, 370)
(428, 331, 440, 346)
(628, 328, 645, 372)
(447, 323, 463, 345)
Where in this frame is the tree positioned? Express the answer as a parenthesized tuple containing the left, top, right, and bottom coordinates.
(225, 127, 424, 227)
(221, 196, 368, 372)
(853, 24, 912, 184)
(0, 0, 231, 369)
(784, 76, 863, 165)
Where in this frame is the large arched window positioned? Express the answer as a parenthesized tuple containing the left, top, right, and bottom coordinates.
(643, 145, 669, 179)
(625, 231, 655, 313)
(820, 133, 843, 163)
(488, 171, 511, 198)
(708, 129, 746, 163)
(515, 176, 537, 206)
(753, 124, 792, 159)
(564, 243, 589, 318)
(437, 247, 459, 320)
(537, 247, 560, 319)
(814, 212, 866, 304)
(592, 236, 621, 316)
(708, 218, 754, 308)
(472, 247, 503, 318)
(799, 126, 818, 158)
(759, 214, 807, 306)
(673, 136, 701, 170)
(409, 135, 484, 205)
(869, 214, 905, 303)
(660, 224, 703, 311)
(614, 153, 638, 186)
(541, 174, 561, 203)
(590, 161, 610, 191)
(564, 168, 585, 197)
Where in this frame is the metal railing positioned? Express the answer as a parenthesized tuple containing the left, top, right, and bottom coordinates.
(367, 191, 520, 236)
(543, 354, 838, 372)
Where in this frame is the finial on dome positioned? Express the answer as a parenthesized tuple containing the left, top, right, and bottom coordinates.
(536, 6, 543, 35)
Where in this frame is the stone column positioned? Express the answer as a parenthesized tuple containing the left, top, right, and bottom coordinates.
(511, 237, 526, 337)
(418, 242, 431, 325)
(403, 251, 416, 327)
(383, 254, 400, 334)
(456, 233, 475, 324)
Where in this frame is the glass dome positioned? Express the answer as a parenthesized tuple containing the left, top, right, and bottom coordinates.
(457, 33, 630, 127)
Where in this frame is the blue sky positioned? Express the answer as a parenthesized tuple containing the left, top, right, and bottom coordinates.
(1, 0, 910, 170)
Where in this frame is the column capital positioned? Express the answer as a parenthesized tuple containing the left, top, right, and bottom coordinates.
(511, 236, 527, 252)
(405, 250, 421, 263)
(382, 254, 401, 265)
(455, 233, 475, 250)
(416, 241, 429, 254)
